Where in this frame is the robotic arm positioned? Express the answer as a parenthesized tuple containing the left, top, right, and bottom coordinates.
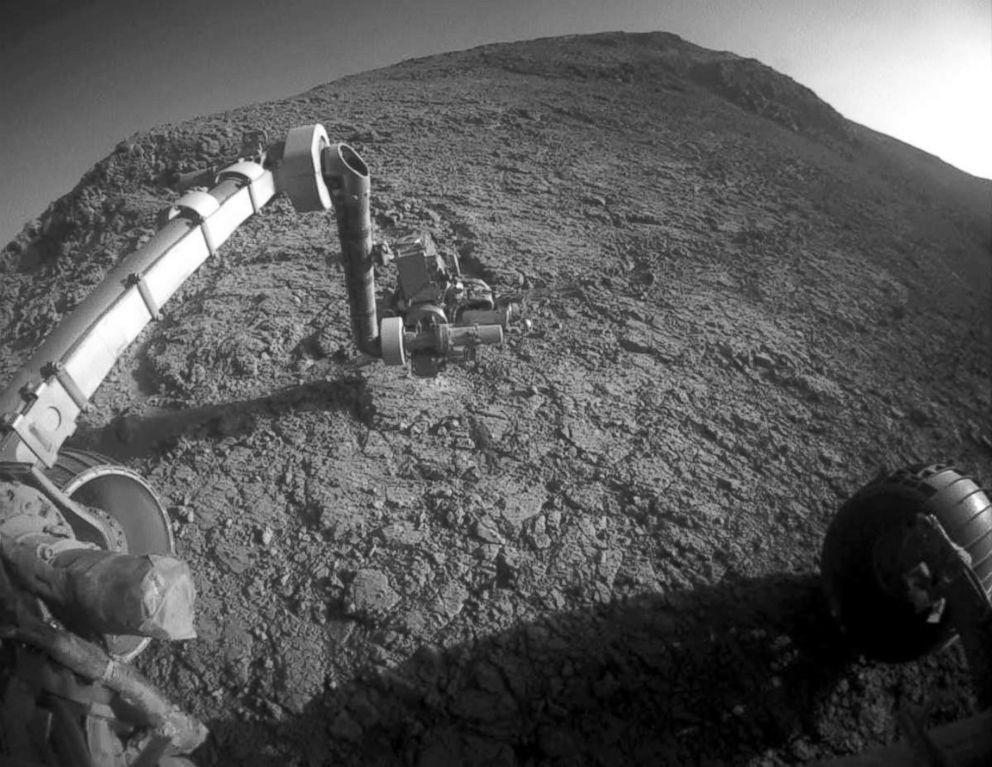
(289, 126, 515, 376)
(0, 123, 516, 766)
(0, 123, 513, 471)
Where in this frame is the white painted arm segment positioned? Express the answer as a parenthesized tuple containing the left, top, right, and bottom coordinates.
(0, 125, 324, 468)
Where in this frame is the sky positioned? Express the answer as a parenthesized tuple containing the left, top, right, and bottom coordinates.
(1, 0, 989, 247)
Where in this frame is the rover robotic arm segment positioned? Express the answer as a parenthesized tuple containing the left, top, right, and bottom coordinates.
(0, 131, 318, 470)
(0, 122, 520, 469)
(297, 138, 515, 374)
(322, 142, 380, 357)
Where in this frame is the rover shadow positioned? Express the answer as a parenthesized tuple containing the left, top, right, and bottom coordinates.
(197, 572, 851, 766)
(71, 377, 373, 460)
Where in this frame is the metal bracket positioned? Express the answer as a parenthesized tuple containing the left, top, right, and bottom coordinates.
(216, 161, 266, 213)
(3, 412, 57, 468)
(40, 362, 89, 413)
(124, 273, 162, 321)
(166, 190, 221, 254)
(2, 373, 87, 467)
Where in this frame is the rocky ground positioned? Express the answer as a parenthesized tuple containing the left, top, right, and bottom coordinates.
(1, 31, 990, 766)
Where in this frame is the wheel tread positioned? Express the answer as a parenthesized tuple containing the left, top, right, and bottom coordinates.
(821, 463, 992, 662)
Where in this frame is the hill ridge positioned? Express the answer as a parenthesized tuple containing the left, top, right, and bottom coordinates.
(6, 30, 988, 259)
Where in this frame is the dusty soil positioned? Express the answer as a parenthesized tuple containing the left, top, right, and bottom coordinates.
(2, 31, 991, 766)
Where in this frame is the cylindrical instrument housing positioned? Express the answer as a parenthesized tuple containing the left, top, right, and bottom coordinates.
(323, 144, 380, 356)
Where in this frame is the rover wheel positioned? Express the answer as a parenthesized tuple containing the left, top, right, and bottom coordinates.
(45, 448, 175, 661)
(821, 464, 992, 662)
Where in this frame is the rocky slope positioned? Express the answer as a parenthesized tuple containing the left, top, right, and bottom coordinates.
(1, 30, 991, 766)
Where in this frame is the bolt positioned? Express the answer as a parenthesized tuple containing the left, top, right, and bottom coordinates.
(18, 383, 40, 403)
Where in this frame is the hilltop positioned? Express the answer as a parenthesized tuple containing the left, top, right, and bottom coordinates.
(1, 31, 990, 766)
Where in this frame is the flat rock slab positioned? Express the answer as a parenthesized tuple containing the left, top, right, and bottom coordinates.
(350, 569, 400, 613)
